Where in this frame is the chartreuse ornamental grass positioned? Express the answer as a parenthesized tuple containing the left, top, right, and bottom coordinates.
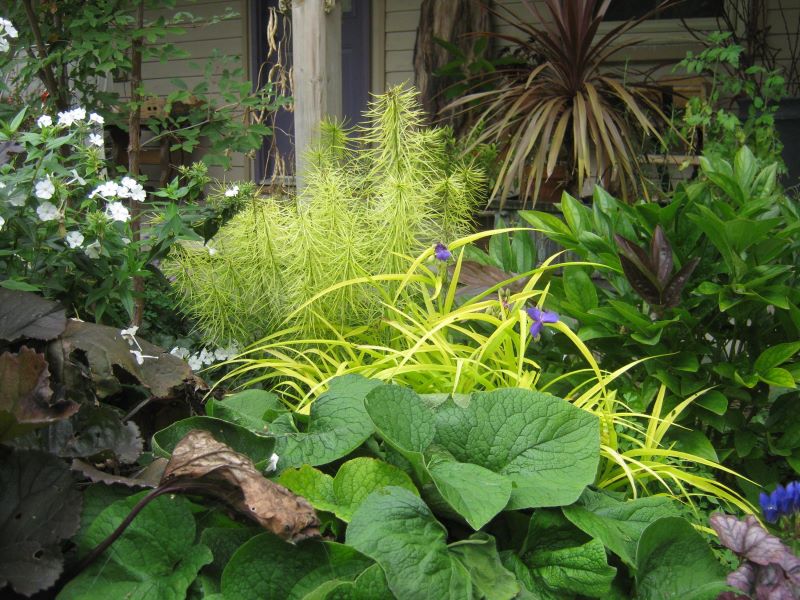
(215, 230, 754, 516)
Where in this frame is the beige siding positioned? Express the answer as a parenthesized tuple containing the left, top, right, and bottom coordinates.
(129, 0, 249, 180)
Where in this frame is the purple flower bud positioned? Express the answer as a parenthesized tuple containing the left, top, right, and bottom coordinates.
(526, 306, 559, 339)
(434, 243, 452, 261)
(787, 481, 800, 513)
(775, 484, 792, 517)
(760, 491, 779, 523)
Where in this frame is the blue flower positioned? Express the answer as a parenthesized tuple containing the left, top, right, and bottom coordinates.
(760, 491, 779, 523)
(526, 306, 559, 338)
(434, 242, 452, 261)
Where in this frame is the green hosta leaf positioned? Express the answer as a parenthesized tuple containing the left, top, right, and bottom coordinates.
(428, 459, 511, 530)
(278, 465, 338, 513)
(58, 493, 212, 600)
(151, 416, 276, 469)
(347, 486, 471, 599)
(635, 517, 726, 600)
(754, 342, 800, 373)
(332, 457, 417, 522)
(365, 384, 436, 479)
(450, 533, 520, 600)
(274, 375, 380, 469)
(206, 389, 287, 432)
(220, 535, 373, 600)
(434, 389, 599, 509)
(562, 489, 680, 566)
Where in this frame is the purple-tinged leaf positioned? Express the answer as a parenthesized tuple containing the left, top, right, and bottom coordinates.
(618, 254, 661, 305)
(650, 225, 673, 289)
(754, 564, 798, 600)
(662, 257, 700, 308)
(710, 514, 789, 567)
(727, 562, 756, 594)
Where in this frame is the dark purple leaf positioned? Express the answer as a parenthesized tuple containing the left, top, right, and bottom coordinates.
(0, 290, 66, 342)
(618, 254, 661, 305)
(650, 225, 674, 289)
(662, 257, 700, 308)
(727, 562, 756, 594)
(754, 564, 798, 600)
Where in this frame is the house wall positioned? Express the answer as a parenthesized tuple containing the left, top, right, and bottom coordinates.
(130, 0, 249, 181)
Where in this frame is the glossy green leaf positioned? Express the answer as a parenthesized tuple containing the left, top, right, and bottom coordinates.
(205, 389, 286, 432)
(450, 533, 520, 600)
(428, 459, 511, 530)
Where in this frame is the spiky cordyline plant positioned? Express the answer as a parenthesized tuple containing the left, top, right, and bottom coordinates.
(449, 0, 674, 205)
(216, 229, 753, 515)
(164, 86, 485, 345)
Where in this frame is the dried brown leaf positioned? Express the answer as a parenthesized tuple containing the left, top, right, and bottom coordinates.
(161, 430, 320, 543)
(0, 346, 79, 441)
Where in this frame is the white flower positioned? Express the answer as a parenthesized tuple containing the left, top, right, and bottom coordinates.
(37, 115, 53, 128)
(104, 201, 129, 222)
(71, 107, 86, 121)
(0, 182, 5, 189)
(0, 215, 4, 230)
(90, 181, 120, 199)
(214, 343, 239, 361)
(198, 347, 215, 366)
(36, 201, 59, 222)
(130, 349, 157, 366)
(0, 18, 18, 38)
(65, 230, 84, 248)
(8, 195, 24, 207)
(187, 354, 203, 371)
(69, 169, 86, 186)
(129, 186, 145, 202)
(265, 453, 280, 473)
(34, 179, 55, 200)
(121, 176, 138, 189)
(88, 133, 104, 147)
(89, 112, 104, 125)
(121, 237, 131, 245)
(120, 325, 139, 340)
(121, 177, 146, 202)
(170, 346, 190, 360)
(207, 246, 217, 256)
(85, 240, 101, 259)
(56, 107, 86, 127)
(0, 38, 9, 53)
(224, 186, 239, 198)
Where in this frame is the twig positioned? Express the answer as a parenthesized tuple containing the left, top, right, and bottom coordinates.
(21, 0, 67, 110)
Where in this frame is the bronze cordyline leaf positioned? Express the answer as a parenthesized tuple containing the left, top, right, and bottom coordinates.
(161, 429, 320, 543)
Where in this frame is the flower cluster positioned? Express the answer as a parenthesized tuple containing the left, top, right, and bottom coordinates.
(90, 177, 146, 203)
(170, 343, 240, 372)
(0, 17, 18, 53)
(759, 481, 800, 523)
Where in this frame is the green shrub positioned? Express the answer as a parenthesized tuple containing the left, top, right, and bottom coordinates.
(164, 87, 485, 345)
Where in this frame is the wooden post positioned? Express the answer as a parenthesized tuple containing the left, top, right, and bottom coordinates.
(291, 0, 342, 185)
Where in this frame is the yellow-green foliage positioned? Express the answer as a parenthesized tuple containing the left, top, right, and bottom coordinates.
(218, 229, 754, 516)
(164, 87, 485, 344)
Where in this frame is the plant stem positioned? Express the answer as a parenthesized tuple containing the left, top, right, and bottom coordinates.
(21, 0, 67, 111)
(129, 0, 145, 327)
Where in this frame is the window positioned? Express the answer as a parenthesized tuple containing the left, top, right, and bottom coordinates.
(605, 0, 724, 21)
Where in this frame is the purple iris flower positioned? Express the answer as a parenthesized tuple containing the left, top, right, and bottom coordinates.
(526, 306, 559, 338)
(434, 242, 452, 261)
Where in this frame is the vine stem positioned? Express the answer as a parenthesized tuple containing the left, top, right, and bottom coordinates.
(129, 0, 145, 327)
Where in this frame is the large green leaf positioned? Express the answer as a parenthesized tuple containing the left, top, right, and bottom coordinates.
(220, 534, 372, 600)
(428, 459, 511, 530)
(450, 533, 520, 600)
(434, 389, 599, 509)
(364, 384, 436, 478)
(151, 416, 276, 469)
(754, 341, 800, 374)
(317, 564, 392, 600)
(332, 457, 417, 522)
(562, 489, 680, 566)
(347, 486, 472, 599)
(277, 465, 338, 514)
(635, 517, 726, 600)
(206, 389, 287, 432)
(520, 510, 616, 598)
(274, 375, 380, 469)
(58, 493, 212, 600)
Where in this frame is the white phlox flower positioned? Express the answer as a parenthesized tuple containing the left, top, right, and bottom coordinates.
(130, 349, 158, 366)
(35, 179, 55, 200)
(57, 107, 86, 127)
(37, 115, 53, 128)
(36, 201, 59, 222)
(224, 186, 239, 198)
(187, 354, 203, 371)
(90, 181, 121, 198)
(265, 453, 280, 473)
(105, 201, 129, 222)
(0, 18, 18, 38)
(85, 240, 101, 259)
(89, 112, 104, 125)
(0, 215, 4, 230)
(170, 346, 191, 359)
(88, 133, 104, 147)
(65, 230, 84, 248)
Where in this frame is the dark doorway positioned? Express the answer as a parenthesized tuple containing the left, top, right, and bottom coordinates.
(251, 0, 372, 182)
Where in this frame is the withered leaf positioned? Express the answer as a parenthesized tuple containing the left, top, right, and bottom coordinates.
(161, 430, 320, 543)
(448, 261, 528, 299)
(0, 289, 66, 342)
(56, 319, 207, 400)
(0, 346, 79, 441)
